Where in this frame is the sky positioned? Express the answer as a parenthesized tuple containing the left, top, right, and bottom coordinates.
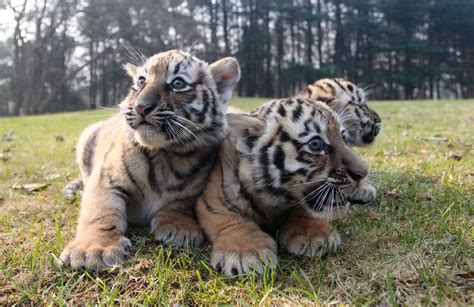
(0, 1, 35, 42)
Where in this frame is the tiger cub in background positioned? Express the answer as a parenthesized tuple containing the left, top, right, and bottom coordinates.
(196, 98, 369, 276)
(58, 50, 240, 270)
(301, 78, 381, 203)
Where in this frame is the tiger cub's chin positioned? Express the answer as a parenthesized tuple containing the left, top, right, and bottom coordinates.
(196, 98, 369, 277)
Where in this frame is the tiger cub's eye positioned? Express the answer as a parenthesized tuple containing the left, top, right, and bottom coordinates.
(308, 137, 325, 152)
(137, 76, 146, 85)
(171, 78, 186, 90)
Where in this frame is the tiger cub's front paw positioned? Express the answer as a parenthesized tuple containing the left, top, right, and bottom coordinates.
(211, 231, 277, 277)
(280, 219, 341, 257)
(151, 217, 204, 249)
(58, 235, 132, 271)
(348, 181, 377, 204)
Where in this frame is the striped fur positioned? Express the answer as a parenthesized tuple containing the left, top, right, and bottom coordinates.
(59, 50, 240, 271)
(196, 98, 369, 276)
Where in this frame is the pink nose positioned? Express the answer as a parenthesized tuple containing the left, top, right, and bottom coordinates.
(135, 104, 156, 116)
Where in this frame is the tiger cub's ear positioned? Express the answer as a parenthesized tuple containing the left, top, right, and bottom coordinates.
(227, 113, 265, 155)
(210, 57, 241, 104)
(123, 63, 138, 78)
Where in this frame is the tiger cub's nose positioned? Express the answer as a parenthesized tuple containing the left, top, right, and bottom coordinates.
(135, 103, 157, 116)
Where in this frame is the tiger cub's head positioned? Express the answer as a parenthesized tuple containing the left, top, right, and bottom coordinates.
(121, 49, 240, 151)
(305, 78, 381, 147)
(232, 98, 368, 220)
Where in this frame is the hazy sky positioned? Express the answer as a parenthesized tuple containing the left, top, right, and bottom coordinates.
(0, 5, 15, 41)
(0, 1, 34, 42)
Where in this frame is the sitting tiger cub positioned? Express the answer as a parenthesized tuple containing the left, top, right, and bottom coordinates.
(58, 50, 240, 270)
(301, 78, 381, 203)
(196, 98, 369, 276)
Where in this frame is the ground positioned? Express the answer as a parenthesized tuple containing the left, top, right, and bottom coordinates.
(0, 98, 473, 305)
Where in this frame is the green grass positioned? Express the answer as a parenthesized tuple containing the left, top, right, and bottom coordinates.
(0, 97, 473, 304)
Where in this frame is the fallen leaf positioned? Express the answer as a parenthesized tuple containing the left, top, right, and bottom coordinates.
(419, 189, 433, 201)
(384, 150, 402, 157)
(2, 130, 14, 142)
(457, 271, 474, 279)
(0, 152, 13, 161)
(13, 183, 50, 193)
(1, 237, 14, 244)
(38, 193, 49, 202)
(44, 173, 61, 180)
(422, 136, 448, 142)
(385, 187, 404, 200)
(448, 151, 464, 161)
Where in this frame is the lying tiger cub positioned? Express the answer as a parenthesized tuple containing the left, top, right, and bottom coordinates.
(196, 98, 368, 276)
(58, 50, 240, 270)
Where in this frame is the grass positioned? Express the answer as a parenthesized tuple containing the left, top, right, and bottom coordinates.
(0, 97, 473, 304)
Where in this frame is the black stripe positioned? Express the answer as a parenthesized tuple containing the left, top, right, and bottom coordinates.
(354, 108, 362, 119)
(325, 81, 335, 94)
(86, 210, 126, 226)
(333, 78, 347, 92)
(82, 128, 99, 176)
(215, 221, 244, 237)
(273, 145, 285, 172)
(122, 154, 145, 199)
(262, 185, 296, 202)
(110, 185, 131, 199)
(173, 60, 183, 75)
(280, 131, 290, 142)
(204, 199, 219, 214)
(219, 164, 251, 218)
(98, 225, 117, 232)
(313, 121, 321, 133)
(277, 104, 286, 117)
(356, 90, 362, 102)
(240, 184, 267, 220)
(258, 143, 272, 186)
(143, 150, 162, 195)
(292, 103, 303, 122)
(167, 147, 216, 181)
(314, 83, 326, 94)
(170, 207, 196, 219)
(99, 140, 116, 182)
(317, 96, 336, 104)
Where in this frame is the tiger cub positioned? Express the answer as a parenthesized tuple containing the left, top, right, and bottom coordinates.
(196, 98, 369, 276)
(300, 78, 381, 203)
(58, 50, 240, 270)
